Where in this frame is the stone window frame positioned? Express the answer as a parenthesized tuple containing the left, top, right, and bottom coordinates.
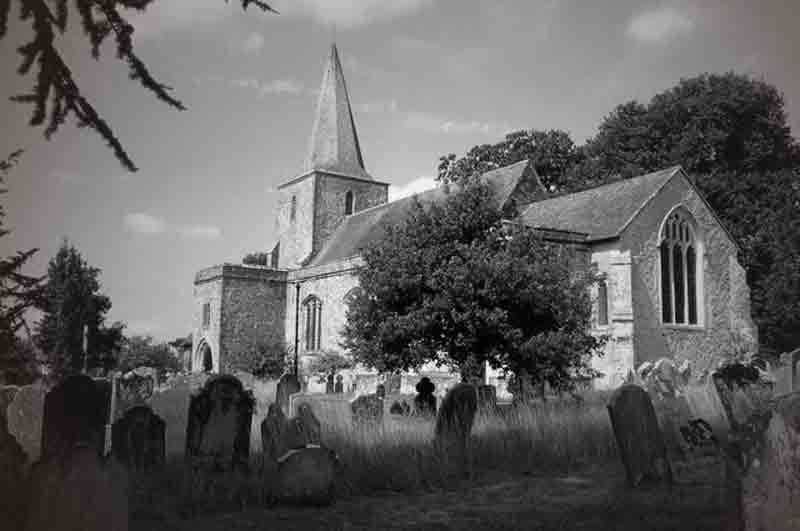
(202, 302, 210, 329)
(290, 195, 297, 222)
(344, 190, 354, 215)
(597, 277, 609, 326)
(657, 205, 705, 329)
(302, 295, 323, 352)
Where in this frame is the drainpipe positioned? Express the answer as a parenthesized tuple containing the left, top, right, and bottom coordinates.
(294, 282, 301, 376)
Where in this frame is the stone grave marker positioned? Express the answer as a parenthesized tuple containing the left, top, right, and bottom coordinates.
(25, 447, 129, 531)
(6, 383, 46, 464)
(607, 384, 673, 487)
(273, 446, 339, 506)
(434, 383, 478, 471)
(185, 375, 254, 469)
(261, 403, 289, 466)
(741, 391, 800, 531)
(684, 375, 731, 443)
(711, 361, 775, 439)
(276, 373, 301, 418)
(111, 405, 165, 470)
(41, 375, 110, 460)
(414, 377, 437, 417)
(351, 393, 383, 428)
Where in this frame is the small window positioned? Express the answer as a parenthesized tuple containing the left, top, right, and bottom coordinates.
(345, 190, 354, 215)
(290, 195, 297, 222)
(597, 280, 609, 326)
(202, 302, 210, 329)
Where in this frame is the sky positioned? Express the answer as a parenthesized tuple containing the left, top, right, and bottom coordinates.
(2, 0, 799, 342)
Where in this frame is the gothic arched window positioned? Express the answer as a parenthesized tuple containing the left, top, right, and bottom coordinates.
(597, 279, 609, 326)
(303, 295, 322, 351)
(290, 195, 297, 222)
(345, 190, 354, 215)
(660, 208, 701, 325)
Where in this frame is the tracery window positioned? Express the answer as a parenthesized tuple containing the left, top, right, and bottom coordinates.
(660, 209, 700, 325)
(303, 295, 322, 351)
(345, 190, 354, 215)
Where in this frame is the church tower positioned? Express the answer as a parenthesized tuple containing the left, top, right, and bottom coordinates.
(274, 44, 389, 269)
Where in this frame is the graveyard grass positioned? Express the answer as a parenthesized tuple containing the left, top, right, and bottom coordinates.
(131, 390, 734, 530)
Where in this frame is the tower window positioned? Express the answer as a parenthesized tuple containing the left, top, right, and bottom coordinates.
(202, 302, 210, 329)
(290, 195, 297, 222)
(345, 190, 354, 215)
(660, 209, 701, 325)
(303, 295, 322, 351)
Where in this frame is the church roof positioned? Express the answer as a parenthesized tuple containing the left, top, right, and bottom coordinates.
(309, 160, 540, 266)
(518, 165, 682, 241)
(305, 44, 372, 180)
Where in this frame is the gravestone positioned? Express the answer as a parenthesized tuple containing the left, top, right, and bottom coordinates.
(261, 403, 289, 466)
(684, 376, 730, 442)
(276, 373, 301, 418)
(6, 384, 46, 464)
(41, 375, 110, 459)
(334, 375, 344, 394)
(434, 383, 477, 466)
(741, 392, 800, 531)
(607, 384, 673, 487)
(351, 394, 383, 428)
(0, 406, 28, 530)
(296, 403, 322, 445)
(273, 446, 339, 506)
(414, 377, 437, 417)
(111, 405, 165, 469)
(325, 374, 334, 394)
(477, 384, 497, 411)
(25, 447, 129, 531)
(185, 375, 254, 470)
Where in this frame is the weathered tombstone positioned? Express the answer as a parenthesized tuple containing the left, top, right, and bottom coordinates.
(607, 384, 673, 487)
(351, 394, 383, 428)
(712, 361, 775, 448)
(185, 375, 254, 470)
(276, 373, 301, 418)
(25, 447, 129, 531)
(41, 374, 110, 459)
(434, 383, 478, 472)
(261, 403, 289, 466)
(477, 384, 497, 411)
(111, 405, 165, 469)
(684, 375, 731, 442)
(334, 374, 344, 394)
(6, 384, 46, 464)
(273, 446, 339, 506)
(414, 376, 437, 417)
(296, 403, 322, 445)
(325, 373, 335, 394)
(740, 392, 800, 531)
(0, 407, 29, 530)
(376, 383, 386, 400)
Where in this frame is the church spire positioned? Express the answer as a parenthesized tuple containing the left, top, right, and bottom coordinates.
(306, 43, 371, 179)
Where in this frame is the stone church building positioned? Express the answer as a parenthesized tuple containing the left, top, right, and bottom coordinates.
(192, 44, 757, 396)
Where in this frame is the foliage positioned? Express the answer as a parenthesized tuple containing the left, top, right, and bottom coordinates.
(225, 331, 289, 378)
(34, 239, 123, 375)
(342, 178, 604, 392)
(0, 150, 45, 383)
(305, 350, 354, 384)
(242, 251, 270, 266)
(117, 334, 180, 376)
(0, 0, 277, 172)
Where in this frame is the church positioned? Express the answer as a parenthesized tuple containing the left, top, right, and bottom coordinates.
(191, 44, 758, 397)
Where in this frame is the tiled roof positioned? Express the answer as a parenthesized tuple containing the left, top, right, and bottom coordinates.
(518, 166, 682, 241)
(309, 160, 536, 266)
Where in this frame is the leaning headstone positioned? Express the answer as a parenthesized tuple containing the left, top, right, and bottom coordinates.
(0, 408, 29, 530)
(607, 384, 673, 487)
(273, 446, 339, 506)
(351, 394, 383, 428)
(276, 373, 301, 418)
(261, 403, 289, 466)
(185, 375, 254, 469)
(111, 405, 165, 470)
(6, 384, 46, 464)
(414, 377, 437, 417)
(434, 383, 478, 466)
(741, 392, 800, 531)
(25, 447, 129, 531)
(41, 375, 109, 459)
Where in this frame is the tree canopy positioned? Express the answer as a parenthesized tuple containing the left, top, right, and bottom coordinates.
(117, 334, 180, 377)
(341, 178, 604, 392)
(1, 0, 277, 172)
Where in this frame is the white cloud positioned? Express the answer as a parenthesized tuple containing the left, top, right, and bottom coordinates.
(272, 0, 434, 27)
(627, 6, 695, 44)
(404, 111, 505, 136)
(389, 176, 438, 201)
(124, 213, 166, 235)
(179, 225, 222, 239)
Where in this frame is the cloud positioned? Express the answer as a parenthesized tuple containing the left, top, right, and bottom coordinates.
(178, 225, 222, 239)
(272, 0, 434, 27)
(627, 6, 695, 44)
(404, 111, 506, 136)
(354, 99, 398, 114)
(389, 176, 438, 201)
(124, 213, 167, 235)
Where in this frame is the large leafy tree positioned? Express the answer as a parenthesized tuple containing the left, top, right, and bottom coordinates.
(341, 178, 604, 393)
(35, 239, 124, 374)
(0, 0, 276, 172)
(0, 150, 45, 383)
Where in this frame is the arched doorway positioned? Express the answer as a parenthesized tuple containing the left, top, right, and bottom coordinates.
(196, 342, 213, 373)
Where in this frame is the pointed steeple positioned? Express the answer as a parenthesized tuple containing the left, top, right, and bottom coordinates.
(306, 44, 372, 179)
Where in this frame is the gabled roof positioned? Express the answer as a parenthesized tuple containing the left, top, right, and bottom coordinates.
(306, 43, 372, 180)
(518, 166, 682, 241)
(309, 160, 541, 266)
